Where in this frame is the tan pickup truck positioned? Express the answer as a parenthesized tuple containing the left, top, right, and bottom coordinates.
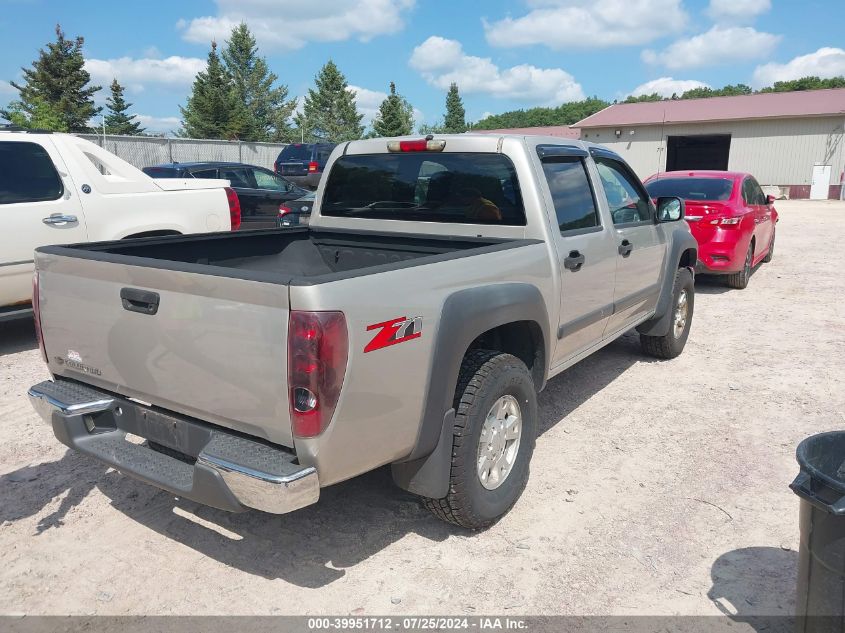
(28, 133, 697, 529)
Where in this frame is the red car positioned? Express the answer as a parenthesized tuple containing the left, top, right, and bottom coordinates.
(644, 171, 778, 289)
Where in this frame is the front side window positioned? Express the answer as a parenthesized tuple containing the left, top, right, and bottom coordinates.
(540, 158, 600, 233)
(322, 153, 526, 226)
(253, 168, 291, 192)
(0, 141, 63, 204)
(595, 157, 652, 225)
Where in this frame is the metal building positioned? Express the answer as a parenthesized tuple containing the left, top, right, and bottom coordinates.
(570, 89, 845, 199)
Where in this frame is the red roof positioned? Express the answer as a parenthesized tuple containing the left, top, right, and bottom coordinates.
(474, 125, 581, 139)
(574, 88, 845, 128)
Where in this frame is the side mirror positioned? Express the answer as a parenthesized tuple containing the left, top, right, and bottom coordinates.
(766, 194, 776, 205)
(656, 196, 685, 222)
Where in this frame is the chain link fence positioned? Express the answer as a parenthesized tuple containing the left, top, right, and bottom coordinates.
(77, 134, 288, 171)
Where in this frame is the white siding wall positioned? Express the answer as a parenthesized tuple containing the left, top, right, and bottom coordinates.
(580, 116, 845, 186)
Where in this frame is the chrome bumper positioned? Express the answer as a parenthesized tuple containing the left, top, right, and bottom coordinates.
(28, 380, 319, 515)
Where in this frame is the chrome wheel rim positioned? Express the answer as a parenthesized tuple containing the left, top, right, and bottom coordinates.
(477, 395, 522, 490)
(673, 289, 688, 339)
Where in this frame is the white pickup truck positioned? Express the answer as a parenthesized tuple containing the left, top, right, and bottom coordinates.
(0, 127, 237, 319)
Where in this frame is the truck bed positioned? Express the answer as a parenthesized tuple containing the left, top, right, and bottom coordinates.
(40, 228, 528, 285)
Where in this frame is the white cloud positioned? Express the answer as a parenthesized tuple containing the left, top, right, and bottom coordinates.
(629, 77, 710, 98)
(409, 36, 584, 105)
(133, 114, 182, 134)
(707, 0, 771, 22)
(0, 80, 15, 96)
(752, 47, 845, 88)
(85, 56, 206, 92)
(642, 26, 781, 69)
(179, 0, 415, 51)
(484, 0, 687, 49)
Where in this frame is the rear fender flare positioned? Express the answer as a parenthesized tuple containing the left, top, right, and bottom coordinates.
(391, 283, 549, 498)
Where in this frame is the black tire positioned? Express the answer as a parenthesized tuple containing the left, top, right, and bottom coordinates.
(422, 350, 538, 530)
(640, 268, 694, 360)
(726, 241, 753, 289)
(763, 229, 775, 263)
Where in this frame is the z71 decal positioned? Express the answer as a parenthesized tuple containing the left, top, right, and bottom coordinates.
(364, 316, 422, 353)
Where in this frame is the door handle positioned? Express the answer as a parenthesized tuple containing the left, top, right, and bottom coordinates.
(564, 250, 585, 272)
(618, 239, 633, 257)
(42, 214, 78, 225)
(120, 287, 160, 315)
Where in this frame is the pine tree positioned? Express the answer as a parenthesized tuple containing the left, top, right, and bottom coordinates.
(179, 41, 247, 139)
(222, 23, 297, 142)
(103, 79, 144, 135)
(1, 24, 100, 131)
(294, 60, 363, 143)
(372, 82, 414, 138)
(443, 83, 466, 133)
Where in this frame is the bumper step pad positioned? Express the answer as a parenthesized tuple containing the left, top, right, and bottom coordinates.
(28, 379, 319, 514)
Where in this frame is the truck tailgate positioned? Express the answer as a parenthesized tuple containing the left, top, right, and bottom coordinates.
(35, 252, 294, 447)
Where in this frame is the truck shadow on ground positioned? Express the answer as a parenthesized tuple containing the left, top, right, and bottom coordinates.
(537, 330, 648, 436)
(0, 318, 37, 356)
(1, 333, 646, 587)
(708, 546, 798, 632)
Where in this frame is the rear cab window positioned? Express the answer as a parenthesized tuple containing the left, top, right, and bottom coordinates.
(321, 153, 526, 226)
(0, 141, 63, 204)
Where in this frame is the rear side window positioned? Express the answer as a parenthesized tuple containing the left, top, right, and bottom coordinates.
(191, 168, 218, 179)
(0, 141, 63, 204)
(322, 153, 526, 226)
(540, 158, 600, 233)
(143, 167, 179, 178)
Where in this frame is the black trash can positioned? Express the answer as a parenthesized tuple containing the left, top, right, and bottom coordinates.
(791, 431, 845, 632)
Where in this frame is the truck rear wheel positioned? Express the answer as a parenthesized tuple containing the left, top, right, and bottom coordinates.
(422, 350, 537, 530)
(640, 267, 694, 360)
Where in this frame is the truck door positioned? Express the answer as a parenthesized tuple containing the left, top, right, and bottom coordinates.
(0, 138, 85, 309)
(591, 152, 665, 335)
(536, 146, 617, 365)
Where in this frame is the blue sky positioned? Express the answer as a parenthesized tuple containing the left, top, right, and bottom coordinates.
(1, 0, 844, 134)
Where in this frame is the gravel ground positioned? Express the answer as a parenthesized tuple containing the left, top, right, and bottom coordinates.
(1, 200, 844, 617)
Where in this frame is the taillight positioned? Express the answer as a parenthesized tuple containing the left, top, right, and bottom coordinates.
(225, 186, 241, 231)
(278, 204, 292, 217)
(708, 216, 742, 226)
(387, 139, 446, 152)
(288, 311, 348, 438)
(307, 161, 319, 173)
(32, 272, 47, 364)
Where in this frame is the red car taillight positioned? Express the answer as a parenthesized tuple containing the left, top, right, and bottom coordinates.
(278, 204, 292, 217)
(288, 311, 348, 438)
(32, 272, 47, 364)
(225, 186, 241, 231)
(307, 161, 319, 173)
(707, 216, 742, 227)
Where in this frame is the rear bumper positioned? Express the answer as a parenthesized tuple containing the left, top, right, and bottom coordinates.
(28, 379, 319, 515)
(688, 225, 750, 274)
(282, 173, 321, 189)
